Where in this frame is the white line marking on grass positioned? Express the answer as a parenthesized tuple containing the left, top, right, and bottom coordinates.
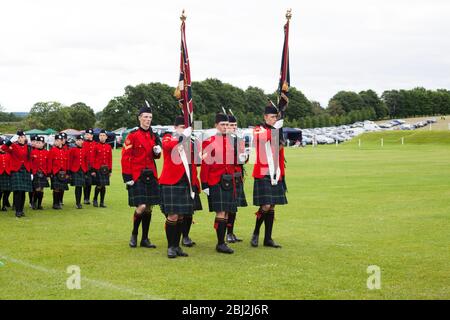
(0, 253, 164, 300)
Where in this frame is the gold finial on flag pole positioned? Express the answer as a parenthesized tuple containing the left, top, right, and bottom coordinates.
(286, 8, 292, 21)
(180, 9, 187, 21)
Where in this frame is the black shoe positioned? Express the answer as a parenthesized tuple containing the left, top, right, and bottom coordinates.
(250, 234, 259, 247)
(167, 247, 177, 259)
(175, 247, 188, 257)
(182, 237, 196, 247)
(1, 207, 6, 212)
(216, 243, 234, 254)
(226, 233, 236, 243)
(233, 234, 243, 242)
(37, 206, 44, 210)
(84, 200, 90, 205)
(52, 204, 61, 210)
(264, 239, 282, 248)
(76, 204, 82, 209)
(20, 212, 25, 217)
(15, 212, 22, 218)
(93, 200, 98, 207)
(100, 203, 107, 208)
(140, 239, 156, 248)
(129, 234, 137, 248)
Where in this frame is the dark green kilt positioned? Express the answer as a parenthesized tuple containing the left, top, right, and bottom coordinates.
(207, 183, 237, 214)
(128, 179, 160, 207)
(234, 174, 248, 207)
(51, 175, 69, 191)
(160, 179, 194, 215)
(11, 167, 32, 192)
(70, 170, 86, 187)
(32, 173, 49, 189)
(253, 176, 288, 206)
(95, 170, 110, 187)
(0, 173, 11, 191)
(84, 171, 94, 186)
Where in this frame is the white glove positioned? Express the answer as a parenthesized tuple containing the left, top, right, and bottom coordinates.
(125, 180, 135, 186)
(273, 119, 284, 129)
(153, 145, 162, 155)
(239, 153, 247, 163)
(31, 174, 34, 180)
(182, 127, 192, 138)
(10, 135, 18, 143)
(203, 188, 210, 196)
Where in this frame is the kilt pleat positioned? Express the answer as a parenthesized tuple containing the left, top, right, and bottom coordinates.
(253, 176, 288, 206)
(11, 167, 32, 192)
(51, 176, 69, 191)
(160, 180, 194, 215)
(128, 179, 160, 207)
(0, 173, 11, 191)
(95, 170, 110, 186)
(70, 170, 86, 187)
(207, 183, 237, 213)
(235, 178, 248, 207)
(32, 174, 49, 189)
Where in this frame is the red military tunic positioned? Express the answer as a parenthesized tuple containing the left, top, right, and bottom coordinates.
(159, 133, 200, 188)
(200, 133, 235, 187)
(31, 148, 50, 175)
(48, 146, 69, 175)
(121, 127, 161, 182)
(1, 143, 31, 172)
(0, 152, 11, 175)
(252, 124, 285, 180)
(83, 139, 97, 171)
(68, 146, 89, 173)
(93, 142, 112, 172)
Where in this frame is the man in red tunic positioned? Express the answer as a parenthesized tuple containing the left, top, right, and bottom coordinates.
(121, 105, 161, 249)
(0, 139, 12, 212)
(201, 113, 237, 254)
(92, 130, 112, 208)
(159, 116, 202, 258)
(251, 105, 287, 248)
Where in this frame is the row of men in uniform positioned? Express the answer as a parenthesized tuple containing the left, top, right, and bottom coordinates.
(0, 129, 113, 217)
(121, 104, 287, 258)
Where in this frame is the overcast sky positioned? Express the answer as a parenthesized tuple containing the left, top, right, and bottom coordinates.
(1, 0, 449, 112)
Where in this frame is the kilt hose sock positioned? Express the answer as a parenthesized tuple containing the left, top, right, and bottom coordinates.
(264, 209, 275, 241)
(132, 211, 142, 236)
(3, 191, 11, 207)
(182, 215, 193, 238)
(36, 191, 44, 208)
(93, 187, 100, 201)
(176, 217, 184, 248)
(28, 192, 34, 205)
(141, 210, 152, 241)
(75, 187, 82, 205)
(83, 184, 91, 201)
(13, 191, 25, 213)
(100, 187, 106, 204)
(165, 219, 177, 248)
(214, 217, 227, 245)
(227, 212, 236, 235)
(253, 207, 269, 235)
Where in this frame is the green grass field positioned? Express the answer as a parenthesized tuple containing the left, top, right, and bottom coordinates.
(1, 131, 450, 300)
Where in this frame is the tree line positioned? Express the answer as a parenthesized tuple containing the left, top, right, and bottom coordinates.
(2, 81, 450, 132)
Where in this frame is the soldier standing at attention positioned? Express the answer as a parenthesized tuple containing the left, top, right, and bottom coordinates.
(1, 131, 33, 218)
(159, 115, 201, 258)
(59, 132, 69, 206)
(0, 139, 12, 212)
(48, 134, 69, 210)
(226, 114, 248, 243)
(92, 130, 112, 208)
(201, 113, 237, 254)
(121, 105, 161, 249)
(83, 129, 96, 205)
(68, 135, 89, 209)
(30, 136, 50, 210)
(251, 105, 287, 248)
